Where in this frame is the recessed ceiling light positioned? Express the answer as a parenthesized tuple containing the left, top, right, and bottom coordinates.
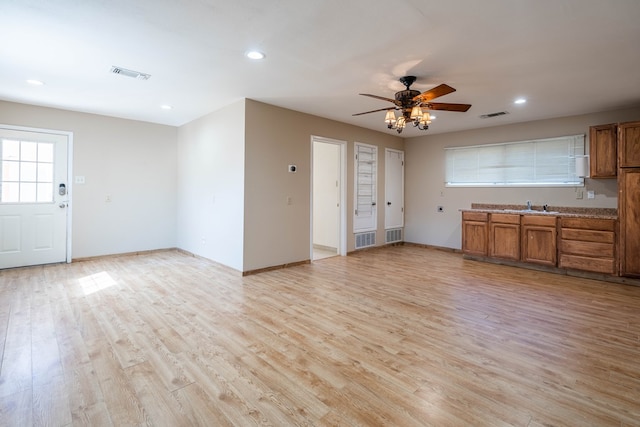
(514, 98, 527, 104)
(246, 50, 265, 60)
(160, 105, 173, 110)
(26, 79, 44, 86)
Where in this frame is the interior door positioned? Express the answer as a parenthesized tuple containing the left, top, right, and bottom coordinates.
(354, 142, 377, 232)
(385, 148, 404, 229)
(0, 128, 69, 269)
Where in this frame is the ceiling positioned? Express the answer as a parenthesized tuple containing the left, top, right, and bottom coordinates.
(2, 0, 640, 137)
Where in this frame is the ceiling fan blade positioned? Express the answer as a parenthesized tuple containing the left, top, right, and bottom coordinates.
(425, 102, 472, 112)
(359, 93, 401, 105)
(352, 107, 397, 116)
(414, 84, 456, 103)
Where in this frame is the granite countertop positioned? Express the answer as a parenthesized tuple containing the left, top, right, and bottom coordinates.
(461, 203, 617, 219)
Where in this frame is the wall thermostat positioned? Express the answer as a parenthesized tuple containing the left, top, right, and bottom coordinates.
(288, 164, 297, 173)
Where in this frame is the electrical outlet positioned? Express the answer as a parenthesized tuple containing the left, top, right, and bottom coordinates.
(437, 206, 444, 212)
(587, 190, 595, 199)
(576, 189, 583, 199)
(286, 196, 293, 205)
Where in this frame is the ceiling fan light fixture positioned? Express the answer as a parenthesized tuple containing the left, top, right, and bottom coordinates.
(353, 76, 471, 134)
(384, 110, 397, 125)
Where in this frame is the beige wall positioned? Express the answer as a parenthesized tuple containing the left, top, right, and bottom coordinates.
(0, 101, 177, 258)
(176, 100, 246, 271)
(404, 107, 640, 249)
(243, 100, 403, 271)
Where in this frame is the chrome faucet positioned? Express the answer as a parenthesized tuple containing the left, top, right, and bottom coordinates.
(526, 200, 532, 211)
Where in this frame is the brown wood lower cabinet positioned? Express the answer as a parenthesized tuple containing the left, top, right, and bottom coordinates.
(521, 215, 557, 267)
(619, 168, 640, 277)
(489, 213, 520, 260)
(462, 211, 488, 256)
(559, 217, 616, 275)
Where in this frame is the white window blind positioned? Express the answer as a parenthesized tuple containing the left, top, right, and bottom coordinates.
(445, 135, 585, 187)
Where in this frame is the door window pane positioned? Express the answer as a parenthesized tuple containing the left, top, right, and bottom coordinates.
(21, 142, 38, 161)
(1, 139, 56, 203)
(37, 163, 53, 182)
(2, 140, 20, 160)
(20, 183, 37, 202)
(38, 143, 54, 162)
(37, 183, 53, 202)
(1, 182, 19, 202)
(2, 161, 19, 181)
(20, 162, 37, 182)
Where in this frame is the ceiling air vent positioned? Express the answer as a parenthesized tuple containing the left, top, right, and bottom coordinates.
(110, 66, 151, 80)
(479, 111, 509, 119)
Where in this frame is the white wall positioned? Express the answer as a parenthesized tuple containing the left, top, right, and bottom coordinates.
(313, 141, 340, 249)
(176, 100, 245, 271)
(0, 100, 177, 258)
(404, 107, 640, 249)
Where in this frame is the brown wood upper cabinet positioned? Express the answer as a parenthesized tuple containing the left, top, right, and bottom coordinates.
(489, 213, 520, 260)
(618, 121, 640, 168)
(462, 211, 488, 256)
(521, 215, 557, 267)
(589, 123, 617, 178)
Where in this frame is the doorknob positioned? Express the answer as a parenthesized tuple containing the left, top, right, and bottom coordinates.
(59, 203, 67, 208)
(387, 201, 392, 206)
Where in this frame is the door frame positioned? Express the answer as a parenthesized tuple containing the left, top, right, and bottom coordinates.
(310, 135, 346, 257)
(1, 123, 74, 264)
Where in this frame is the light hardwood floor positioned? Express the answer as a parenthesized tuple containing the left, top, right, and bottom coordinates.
(1, 246, 639, 426)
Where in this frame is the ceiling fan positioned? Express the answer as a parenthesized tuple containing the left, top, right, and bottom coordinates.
(353, 76, 472, 133)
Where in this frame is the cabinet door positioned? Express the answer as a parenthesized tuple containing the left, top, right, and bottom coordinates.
(489, 223, 520, 260)
(589, 124, 617, 178)
(521, 225, 557, 266)
(462, 220, 488, 256)
(619, 168, 640, 277)
(619, 121, 640, 168)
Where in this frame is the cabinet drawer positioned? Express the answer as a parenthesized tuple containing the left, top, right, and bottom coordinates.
(561, 228, 614, 244)
(560, 217, 615, 231)
(521, 215, 557, 227)
(462, 211, 488, 222)
(490, 213, 520, 224)
(559, 254, 616, 274)
(560, 239, 614, 257)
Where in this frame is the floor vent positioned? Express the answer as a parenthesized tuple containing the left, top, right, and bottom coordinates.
(386, 228, 403, 243)
(355, 232, 376, 249)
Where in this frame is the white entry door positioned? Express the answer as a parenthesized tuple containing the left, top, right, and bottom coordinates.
(0, 128, 70, 269)
(385, 148, 404, 229)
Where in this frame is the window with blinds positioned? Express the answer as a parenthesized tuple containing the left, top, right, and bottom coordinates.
(445, 134, 585, 187)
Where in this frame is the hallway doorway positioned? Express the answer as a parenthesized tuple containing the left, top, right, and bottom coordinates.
(311, 136, 346, 260)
